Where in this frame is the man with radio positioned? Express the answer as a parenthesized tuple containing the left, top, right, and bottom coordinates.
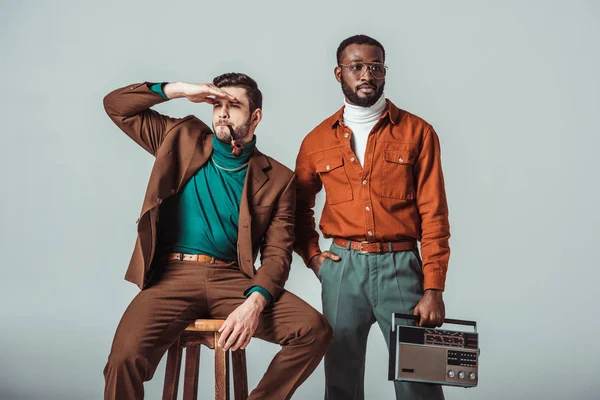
(294, 35, 449, 399)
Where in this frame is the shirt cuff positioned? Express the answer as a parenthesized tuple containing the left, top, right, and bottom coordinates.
(244, 285, 273, 305)
(149, 82, 169, 100)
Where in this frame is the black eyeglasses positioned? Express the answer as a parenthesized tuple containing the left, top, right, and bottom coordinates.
(338, 62, 388, 79)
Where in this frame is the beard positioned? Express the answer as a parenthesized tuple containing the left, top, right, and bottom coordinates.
(214, 117, 252, 144)
(341, 77, 385, 107)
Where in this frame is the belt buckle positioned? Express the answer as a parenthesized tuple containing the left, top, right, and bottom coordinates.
(176, 253, 184, 261)
(209, 256, 216, 264)
(358, 241, 370, 254)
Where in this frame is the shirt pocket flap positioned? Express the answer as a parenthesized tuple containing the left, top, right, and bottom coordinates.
(315, 156, 345, 173)
(383, 150, 415, 165)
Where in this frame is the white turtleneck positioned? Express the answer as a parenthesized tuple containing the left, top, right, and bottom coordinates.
(343, 94, 387, 166)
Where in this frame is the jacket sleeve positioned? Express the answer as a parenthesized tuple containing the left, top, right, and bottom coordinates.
(103, 82, 182, 156)
(247, 174, 296, 300)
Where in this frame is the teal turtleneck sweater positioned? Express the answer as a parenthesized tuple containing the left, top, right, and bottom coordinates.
(158, 134, 254, 259)
(152, 83, 271, 303)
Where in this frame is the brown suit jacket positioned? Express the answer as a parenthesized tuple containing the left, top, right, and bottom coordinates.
(103, 82, 296, 299)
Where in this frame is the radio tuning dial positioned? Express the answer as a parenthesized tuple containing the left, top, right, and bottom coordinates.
(448, 370, 455, 379)
(458, 371, 466, 380)
(469, 372, 476, 380)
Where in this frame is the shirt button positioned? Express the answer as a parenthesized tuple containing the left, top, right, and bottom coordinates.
(367, 231, 373, 236)
(169, 188, 175, 195)
(326, 165, 331, 171)
(344, 133, 349, 138)
(156, 198, 163, 204)
(362, 179, 368, 185)
(350, 157, 356, 162)
(365, 206, 371, 211)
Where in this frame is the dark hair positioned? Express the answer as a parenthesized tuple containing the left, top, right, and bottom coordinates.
(212, 72, 263, 113)
(336, 35, 386, 64)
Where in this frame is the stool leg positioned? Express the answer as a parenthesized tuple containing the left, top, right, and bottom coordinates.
(162, 338, 183, 400)
(183, 344, 201, 400)
(232, 349, 248, 400)
(214, 332, 230, 400)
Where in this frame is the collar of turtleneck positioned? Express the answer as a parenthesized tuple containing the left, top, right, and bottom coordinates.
(343, 93, 387, 124)
(211, 134, 256, 170)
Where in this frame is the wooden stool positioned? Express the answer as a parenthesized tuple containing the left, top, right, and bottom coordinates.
(162, 319, 249, 400)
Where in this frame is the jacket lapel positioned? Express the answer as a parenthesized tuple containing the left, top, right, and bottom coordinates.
(237, 149, 270, 275)
(179, 133, 213, 190)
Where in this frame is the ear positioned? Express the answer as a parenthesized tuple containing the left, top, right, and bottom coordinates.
(334, 66, 342, 83)
(251, 108, 262, 126)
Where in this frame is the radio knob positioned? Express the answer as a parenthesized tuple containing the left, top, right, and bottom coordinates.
(458, 371, 466, 380)
(448, 370, 455, 379)
(469, 372, 477, 380)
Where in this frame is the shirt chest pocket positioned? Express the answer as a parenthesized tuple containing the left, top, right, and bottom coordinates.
(380, 150, 416, 200)
(315, 156, 353, 205)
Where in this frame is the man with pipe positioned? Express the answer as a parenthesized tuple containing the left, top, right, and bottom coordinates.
(103, 73, 332, 400)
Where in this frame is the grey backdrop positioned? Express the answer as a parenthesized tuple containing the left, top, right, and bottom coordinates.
(1, 0, 598, 399)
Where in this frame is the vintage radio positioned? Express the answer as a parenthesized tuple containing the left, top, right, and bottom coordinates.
(388, 313, 479, 388)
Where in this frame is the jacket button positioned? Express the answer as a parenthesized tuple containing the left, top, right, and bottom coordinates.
(326, 165, 330, 171)
(344, 133, 349, 138)
(398, 157, 404, 163)
(350, 157, 356, 162)
(156, 198, 163, 204)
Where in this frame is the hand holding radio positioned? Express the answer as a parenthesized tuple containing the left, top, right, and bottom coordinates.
(413, 289, 445, 327)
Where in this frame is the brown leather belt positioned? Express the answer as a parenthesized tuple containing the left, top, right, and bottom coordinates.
(333, 238, 417, 253)
(166, 253, 230, 264)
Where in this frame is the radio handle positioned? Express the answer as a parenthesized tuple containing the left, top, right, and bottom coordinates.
(392, 313, 477, 332)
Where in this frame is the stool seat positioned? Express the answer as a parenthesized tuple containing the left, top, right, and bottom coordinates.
(163, 319, 248, 400)
(185, 319, 225, 332)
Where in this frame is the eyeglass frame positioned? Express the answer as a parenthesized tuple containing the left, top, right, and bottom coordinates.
(338, 62, 388, 79)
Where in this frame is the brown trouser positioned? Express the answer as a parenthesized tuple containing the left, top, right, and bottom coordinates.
(104, 259, 333, 400)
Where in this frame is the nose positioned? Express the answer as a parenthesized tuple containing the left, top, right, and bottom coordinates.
(360, 67, 375, 82)
(219, 104, 230, 119)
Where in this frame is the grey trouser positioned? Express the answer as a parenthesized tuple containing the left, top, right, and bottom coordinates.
(319, 242, 445, 400)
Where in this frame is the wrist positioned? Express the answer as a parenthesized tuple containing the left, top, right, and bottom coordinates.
(163, 82, 187, 99)
(308, 252, 322, 268)
(247, 292, 267, 310)
(424, 288, 443, 297)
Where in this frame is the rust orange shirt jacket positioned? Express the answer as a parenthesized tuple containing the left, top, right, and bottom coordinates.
(294, 100, 450, 291)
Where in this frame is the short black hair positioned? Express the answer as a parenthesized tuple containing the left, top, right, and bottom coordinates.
(213, 72, 263, 113)
(336, 35, 386, 64)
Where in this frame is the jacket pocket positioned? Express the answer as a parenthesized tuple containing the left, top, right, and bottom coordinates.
(315, 156, 353, 205)
(380, 150, 416, 200)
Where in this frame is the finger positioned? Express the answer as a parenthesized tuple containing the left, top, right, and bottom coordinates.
(413, 306, 423, 327)
(241, 335, 253, 350)
(208, 87, 237, 102)
(436, 313, 445, 327)
(323, 251, 341, 261)
(231, 331, 247, 351)
(218, 322, 233, 347)
(223, 327, 242, 351)
(421, 313, 434, 328)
